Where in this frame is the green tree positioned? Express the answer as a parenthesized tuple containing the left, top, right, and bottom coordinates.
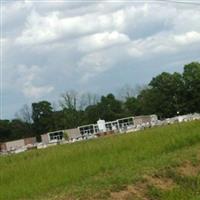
(0, 120, 12, 142)
(84, 105, 100, 124)
(124, 97, 140, 116)
(32, 101, 54, 135)
(137, 88, 158, 116)
(10, 119, 34, 140)
(98, 93, 124, 121)
(0, 119, 34, 142)
(183, 62, 200, 113)
(62, 108, 84, 129)
(137, 72, 184, 118)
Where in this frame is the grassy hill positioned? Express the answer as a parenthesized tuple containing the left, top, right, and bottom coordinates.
(1, 121, 200, 200)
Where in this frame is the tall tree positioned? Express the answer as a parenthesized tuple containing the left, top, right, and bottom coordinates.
(150, 72, 184, 117)
(15, 104, 32, 124)
(79, 93, 100, 110)
(98, 93, 124, 121)
(124, 97, 140, 116)
(32, 101, 54, 135)
(183, 62, 200, 113)
(60, 90, 78, 110)
(84, 104, 100, 124)
(137, 72, 184, 118)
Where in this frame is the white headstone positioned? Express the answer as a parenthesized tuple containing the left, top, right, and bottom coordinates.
(97, 119, 106, 132)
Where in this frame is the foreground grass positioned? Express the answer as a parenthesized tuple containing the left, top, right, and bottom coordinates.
(0, 121, 200, 200)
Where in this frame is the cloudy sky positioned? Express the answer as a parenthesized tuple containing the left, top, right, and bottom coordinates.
(1, 0, 200, 119)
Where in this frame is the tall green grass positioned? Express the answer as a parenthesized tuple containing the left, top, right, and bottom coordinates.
(0, 121, 200, 200)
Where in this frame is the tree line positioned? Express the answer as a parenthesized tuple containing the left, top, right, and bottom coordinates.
(0, 62, 200, 142)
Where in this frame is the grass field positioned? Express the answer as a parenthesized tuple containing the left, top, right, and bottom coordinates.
(1, 121, 200, 200)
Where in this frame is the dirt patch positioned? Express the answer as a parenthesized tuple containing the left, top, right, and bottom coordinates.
(144, 175, 176, 191)
(177, 161, 200, 177)
(110, 183, 149, 200)
(109, 174, 176, 200)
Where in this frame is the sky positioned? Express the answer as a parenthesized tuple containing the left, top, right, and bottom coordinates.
(1, 0, 200, 119)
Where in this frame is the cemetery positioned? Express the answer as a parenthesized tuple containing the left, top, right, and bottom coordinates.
(0, 137, 37, 154)
(1, 113, 200, 155)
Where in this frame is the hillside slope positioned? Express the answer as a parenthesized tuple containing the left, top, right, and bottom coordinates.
(1, 121, 200, 200)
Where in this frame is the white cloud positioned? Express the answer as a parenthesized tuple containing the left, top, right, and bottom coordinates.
(78, 52, 113, 82)
(2, 0, 33, 28)
(15, 7, 127, 45)
(23, 83, 54, 99)
(127, 46, 143, 57)
(78, 31, 130, 52)
(16, 11, 60, 45)
(174, 31, 200, 45)
(128, 30, 200, 58)
(16, 65, 54, 99)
